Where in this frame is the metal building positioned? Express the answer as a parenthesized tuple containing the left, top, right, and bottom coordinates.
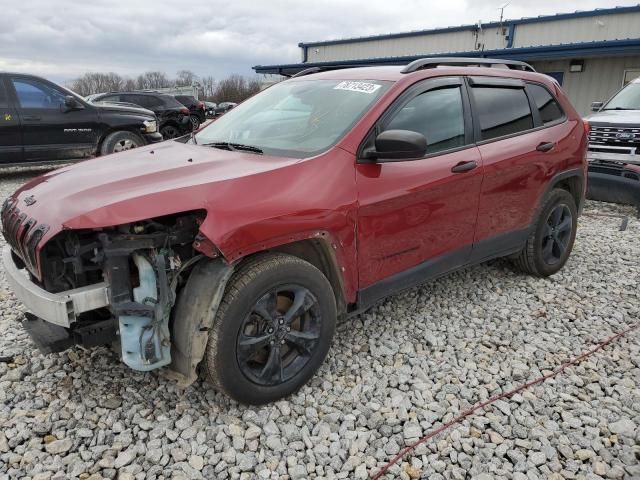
(253, 5, 640, 115)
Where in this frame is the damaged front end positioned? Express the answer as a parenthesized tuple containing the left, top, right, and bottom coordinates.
(4, 211, 232, 382)
(587, 161, 640, 212)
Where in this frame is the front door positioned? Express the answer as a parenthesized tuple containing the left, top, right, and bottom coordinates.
(8, 76, 99, 161)
(0, 77, 23, 164)
(356, 77, 483, 302)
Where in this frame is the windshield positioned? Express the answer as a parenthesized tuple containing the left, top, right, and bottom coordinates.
(194, 79, 391, 157)
(604, 82, 640, 110)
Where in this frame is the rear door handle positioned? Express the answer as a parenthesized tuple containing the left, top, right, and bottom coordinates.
(22, 116, 41, 121)
(536, 142, 555, 152)
(451, 160, 478, 173)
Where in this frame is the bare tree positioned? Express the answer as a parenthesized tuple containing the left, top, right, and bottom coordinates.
(68, 72, 125, 96)
(212, 74, 262, 103)
(176, 70, 197, 87)
(135, 71, 171, 90)
(201, 75, 216, 100)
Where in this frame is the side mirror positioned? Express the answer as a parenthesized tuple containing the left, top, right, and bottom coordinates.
(591, 101, 603, 112)
(367, 129, 427, 161)
(63, 95, 84, 111)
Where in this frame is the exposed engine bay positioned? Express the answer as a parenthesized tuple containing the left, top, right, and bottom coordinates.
(30, 211, 212, 373)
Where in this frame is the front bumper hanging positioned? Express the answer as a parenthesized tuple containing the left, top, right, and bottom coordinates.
(2, 246, 109, 328)
(587, 161, 640, 211)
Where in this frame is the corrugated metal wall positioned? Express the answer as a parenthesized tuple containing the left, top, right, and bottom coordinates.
(514, 12, 640, 47)
(306, 27, 506, 63)
(305, 12, 640, 64)
(531, 56, 640, 116)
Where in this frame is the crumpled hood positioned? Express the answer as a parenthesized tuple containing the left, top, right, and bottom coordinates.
(10, 140, 300, 233)
(586, 109, 640, 126)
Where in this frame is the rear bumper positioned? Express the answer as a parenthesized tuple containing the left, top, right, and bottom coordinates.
(2, 246, 109, 328)
(587, 162, 640, 208)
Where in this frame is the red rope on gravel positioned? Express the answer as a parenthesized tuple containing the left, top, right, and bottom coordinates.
(371, 322, 640, 480)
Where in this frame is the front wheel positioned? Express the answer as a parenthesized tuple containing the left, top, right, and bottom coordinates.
(513, 188, 578, 277)
(203, 254, 337, 405)
(100, 131, 143, 155)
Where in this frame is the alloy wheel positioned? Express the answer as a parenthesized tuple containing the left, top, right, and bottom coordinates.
(236, 285, 321, 386)
(542, 204, 573, 265)
(113, 139, 138, 152)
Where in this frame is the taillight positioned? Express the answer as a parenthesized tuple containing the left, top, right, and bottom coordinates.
(583, 119, 590, 135)
(197, 101, 204, 109)
(180, 107, 189, 115)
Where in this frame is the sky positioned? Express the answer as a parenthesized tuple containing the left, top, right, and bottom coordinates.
(0, 0, 635, 84)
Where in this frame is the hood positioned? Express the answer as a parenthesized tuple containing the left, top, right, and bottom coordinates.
(586, 109, 640, 126)
(92, 101, 156, 118)
(10, 140, 301, 234)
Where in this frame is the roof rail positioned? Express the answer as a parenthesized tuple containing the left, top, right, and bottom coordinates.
(290, 64, 373, 78)
(401, 57, 536, 73)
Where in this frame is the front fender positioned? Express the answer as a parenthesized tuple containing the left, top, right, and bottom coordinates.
(167, 257, 234, 385)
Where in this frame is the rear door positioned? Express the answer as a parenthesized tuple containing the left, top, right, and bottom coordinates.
(468, 76, 567, 259)
(0, 76, 23, 164)
(356, 77, 483, 297)
(9, 75, 100, 161)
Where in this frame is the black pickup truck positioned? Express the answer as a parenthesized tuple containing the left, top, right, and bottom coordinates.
(0, 73, 163, 166)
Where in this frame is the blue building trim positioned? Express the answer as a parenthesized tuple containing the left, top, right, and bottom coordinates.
(297, 5, 640, 48)
(253, 38, 640, 75)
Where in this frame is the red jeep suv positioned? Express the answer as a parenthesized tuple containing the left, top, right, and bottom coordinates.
(2, 58, 587, 404)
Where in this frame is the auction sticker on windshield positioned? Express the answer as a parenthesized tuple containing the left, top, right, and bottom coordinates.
(334, 81, 382, 94)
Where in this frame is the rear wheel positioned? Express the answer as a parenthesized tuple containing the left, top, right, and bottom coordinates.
(160, 125, 179, 139)
(513, 188, 578, 277)
(100, 131, 143, 155)
(189, 115, 201, 130)
(203, 254, 336, 405)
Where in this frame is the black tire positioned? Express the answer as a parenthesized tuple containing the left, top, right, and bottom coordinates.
(160, 125, 179, 139)
(189, 115, 201, 131)
(99, 131, 143, 156)
(203, 253, 336, 405)
(513, 188, 578, 277)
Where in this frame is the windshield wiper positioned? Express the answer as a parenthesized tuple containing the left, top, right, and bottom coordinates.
(202, 142, 263, 154)
(603, 107, 634, 111)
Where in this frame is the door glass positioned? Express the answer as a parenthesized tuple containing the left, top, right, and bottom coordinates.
(527, 84, 564, 125)
(472, 87, 533, 140)
(12, 79, 66, 109)
(385, 86, 466, 154)
(0, 81, 7, 107)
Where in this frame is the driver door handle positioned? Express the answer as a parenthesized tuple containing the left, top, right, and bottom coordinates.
(451, 160, 478, 173)
(536, 142, 555, 152)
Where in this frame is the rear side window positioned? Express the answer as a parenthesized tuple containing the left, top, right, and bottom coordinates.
(161, 96, 186, 109)
(472, 87, 533, 140)
(527, 83, 564, 125)
(0, 80, 7, 107)
(385, 86, 466, 154)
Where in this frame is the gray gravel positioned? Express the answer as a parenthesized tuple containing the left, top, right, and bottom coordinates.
(0, 169, 638, 480)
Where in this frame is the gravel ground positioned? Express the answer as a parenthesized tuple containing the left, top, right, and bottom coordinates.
(0, 169, 638, 480)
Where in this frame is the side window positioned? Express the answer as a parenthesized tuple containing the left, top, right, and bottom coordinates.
(101, 95, 120, 102)
(12, 79, 66, 109)
(527, 83, 564, 125)
(0, 80, 7, 108)
(142, 96, 162, 108)
(472, 87, 533, 140)
(385, 86, 466, 154)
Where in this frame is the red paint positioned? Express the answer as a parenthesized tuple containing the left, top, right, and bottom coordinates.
(7, 66, 587, 305)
